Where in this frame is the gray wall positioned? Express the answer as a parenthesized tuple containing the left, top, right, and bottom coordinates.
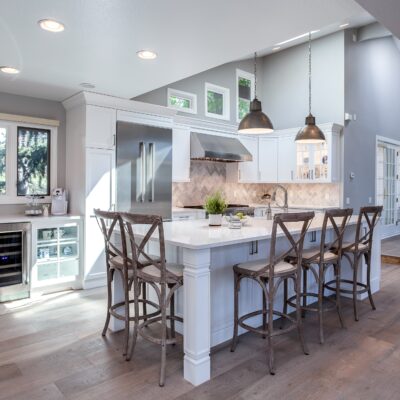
(343, 31, 400, 209)
(0, 92, 66, 212)
(135, 32, 345, 130)
(135, 58, 260, 125)
(261, 31, 345, 129)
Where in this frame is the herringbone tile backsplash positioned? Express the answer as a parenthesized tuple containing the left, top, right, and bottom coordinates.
(172, 161, 340, 207)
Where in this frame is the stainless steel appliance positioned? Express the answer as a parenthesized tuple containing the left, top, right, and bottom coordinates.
(0, 223, 31, 302)
(190, 132, 252, 162)
(116, 121, 172, 219)
(184, 204, 255, 216)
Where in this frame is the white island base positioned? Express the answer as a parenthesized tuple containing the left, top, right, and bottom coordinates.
(110, 216, 381, 386)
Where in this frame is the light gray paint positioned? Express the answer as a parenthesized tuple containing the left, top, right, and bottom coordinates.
(134, 58, 260, 125)
(0, 91, 66, 191)
(357, 22, 391, 42)
(355, 0, 400, 39)
(261, 31, 345, 130)
(343, 30, 400, 209)
(136, 32, 345, 130)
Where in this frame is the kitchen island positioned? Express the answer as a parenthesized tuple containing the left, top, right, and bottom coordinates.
(111, 215, 381, 386)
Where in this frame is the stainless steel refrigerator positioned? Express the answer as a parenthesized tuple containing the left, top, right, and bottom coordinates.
(116, 121, 172, 219)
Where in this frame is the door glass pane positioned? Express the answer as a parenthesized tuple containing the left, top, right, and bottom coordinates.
(60, 260, 79, 277)
(59, 226, 78, 241)
(37, 262, 58, 281)
(17, 127, 50, 196)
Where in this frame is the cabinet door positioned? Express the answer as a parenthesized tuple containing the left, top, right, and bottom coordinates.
(259, 137, 278, 182)
(86, 105, 116, 149)
(238, 136, 259, 183)
(278, 135, 296, 182)
(85, 148, 115, 280)
(172, 126, 191, 182)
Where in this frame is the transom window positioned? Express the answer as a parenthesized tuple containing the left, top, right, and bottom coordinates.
(167, 88, 197, 114)
(236, 69, 254, 122)
(205, 82, 230, 120)
(0, 121, 57, 204)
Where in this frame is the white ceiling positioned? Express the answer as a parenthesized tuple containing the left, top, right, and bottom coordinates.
(0, 0, 373, 102)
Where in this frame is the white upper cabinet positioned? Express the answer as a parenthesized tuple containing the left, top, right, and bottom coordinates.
(172, 126, 191, 182)
(85, 105, 116, 149)
(278, 134, 297, 182)
(237, 136, 259, 183)
(259, 137, 278, 183)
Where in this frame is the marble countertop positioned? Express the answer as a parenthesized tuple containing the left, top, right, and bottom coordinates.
(132, 215, 358, 250)
(0, 214, 82, 224)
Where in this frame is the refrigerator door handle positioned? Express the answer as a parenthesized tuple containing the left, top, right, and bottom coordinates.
(139, 141, 146, 202)
(148, 142, 155, 202)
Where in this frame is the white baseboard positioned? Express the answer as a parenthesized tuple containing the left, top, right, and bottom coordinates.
(82, 272, 107, 289)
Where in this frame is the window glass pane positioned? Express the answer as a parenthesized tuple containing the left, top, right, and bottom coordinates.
(0, 128, 6, 195)
(238, 98, 250, 120)
(207, 90, 223, 115)
(17, 127, 50, 196)
(238, 77, 251, 100)
(170, 95, 191, 109)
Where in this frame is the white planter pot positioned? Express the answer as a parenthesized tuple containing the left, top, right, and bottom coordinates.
(208, 213, 222, 226)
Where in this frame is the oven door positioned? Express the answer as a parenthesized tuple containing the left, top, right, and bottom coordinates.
(0, 223, 31, 302)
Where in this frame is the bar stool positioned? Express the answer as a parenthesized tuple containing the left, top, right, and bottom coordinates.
(285, 208, 353, 344)
(325, 206, 382, 321)
(94, 209, 160, 360)
(230, 211, 315, 375)
(122, 212, 183, 387)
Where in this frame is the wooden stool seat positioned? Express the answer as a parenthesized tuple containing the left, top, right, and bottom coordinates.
(233, 260, 296, 277)
(140, 263, 183, 283)
(109, 254, 160, 269)
(341, 241, 368, 252)
(301, 248, 339, 262)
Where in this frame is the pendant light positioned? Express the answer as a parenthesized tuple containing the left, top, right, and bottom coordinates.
(238, 52, 274, 134)
(295, 32, 325, 143)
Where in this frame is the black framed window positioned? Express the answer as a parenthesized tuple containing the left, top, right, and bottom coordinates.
(17, 127, 50, 196)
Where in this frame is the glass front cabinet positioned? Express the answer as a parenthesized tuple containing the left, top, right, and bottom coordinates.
(31, 219, 82, 290)
(295, 127, 340, 183)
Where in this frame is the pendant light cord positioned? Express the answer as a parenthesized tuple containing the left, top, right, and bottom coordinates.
(254, 52, 257, 99)
(308, 32, 312, 115)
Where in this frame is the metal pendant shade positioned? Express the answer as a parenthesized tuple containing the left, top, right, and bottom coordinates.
(295, 33, 325, 143)
(238, 53, 274, 134)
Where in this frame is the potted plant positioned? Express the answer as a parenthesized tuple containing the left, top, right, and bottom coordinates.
(204, 191, 227, 226)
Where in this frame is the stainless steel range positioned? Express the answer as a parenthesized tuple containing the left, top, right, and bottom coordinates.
(184, 204, 255, 216)
(0, 223, 30, 302)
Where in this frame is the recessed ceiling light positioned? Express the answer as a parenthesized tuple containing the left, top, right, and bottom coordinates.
(80, 82, 95, 89)
(38, 19, 65, 32)
(276, 30, 320, 46)
(137, 50, 157, 60)
(339, 23, 350, 28)
(272, 47, 281, 51)
(0, 66, 20, 74)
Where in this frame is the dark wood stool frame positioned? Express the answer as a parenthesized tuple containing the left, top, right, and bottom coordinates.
(94, 209, 160, 360)
(231, 211, 315, 375)
(325, 206, 382, 321)
(122, 212, 183, 387)
(285, 208, 353, 344)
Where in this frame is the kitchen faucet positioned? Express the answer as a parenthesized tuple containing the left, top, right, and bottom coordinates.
(271, 184, 289, 213)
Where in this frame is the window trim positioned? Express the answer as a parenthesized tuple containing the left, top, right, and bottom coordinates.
(0, 119, 57, 205)
(167, 88, 197, 114)
(205, 82, 230, 121)
(236, 69, 255, 123)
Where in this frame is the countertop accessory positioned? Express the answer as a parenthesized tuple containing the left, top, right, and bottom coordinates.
(228, 215, 242, 229)
(51, 188, 68, 215)
(25, 194, 44, 216)
(295, 32, 325, 144)
(204, 191, 227, 226)
(238, 52, 274, 134)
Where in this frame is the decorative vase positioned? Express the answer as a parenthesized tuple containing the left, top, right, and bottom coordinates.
(209, 213, 222, 226)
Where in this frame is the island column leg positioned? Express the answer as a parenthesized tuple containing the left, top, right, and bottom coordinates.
(182, 247, 211, 386)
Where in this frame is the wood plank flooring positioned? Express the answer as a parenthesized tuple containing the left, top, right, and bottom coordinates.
(382, 235, 400, 264)
(1, 264, 400, 399)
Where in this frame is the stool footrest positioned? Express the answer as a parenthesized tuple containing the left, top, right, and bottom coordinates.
(325, 279, 369, 295)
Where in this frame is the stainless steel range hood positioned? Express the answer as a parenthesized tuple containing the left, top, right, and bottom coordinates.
(190, 132, 252, 162)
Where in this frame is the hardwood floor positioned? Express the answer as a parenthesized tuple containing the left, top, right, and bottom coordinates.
(1, 264, 400, 399)
(382, 235, 400, 264)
